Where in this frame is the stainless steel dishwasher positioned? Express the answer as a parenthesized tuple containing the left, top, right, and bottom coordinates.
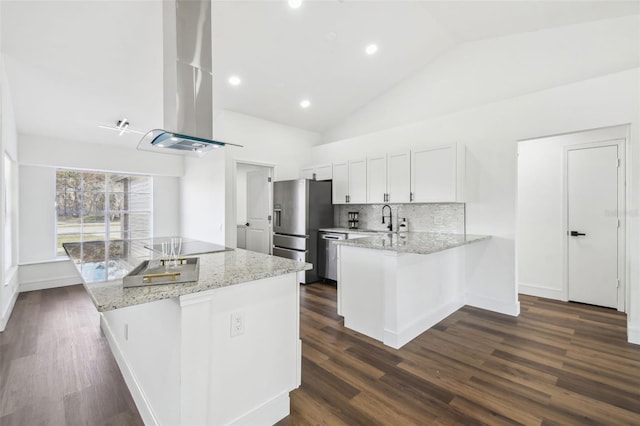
(318, 231, 347, 281)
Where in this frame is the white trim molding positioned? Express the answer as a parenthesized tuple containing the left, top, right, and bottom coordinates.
(465, 293, 521, 317)
(518, 282, 566, 301)
(628, 324, 640, 345)
(18, 260, 81, 292)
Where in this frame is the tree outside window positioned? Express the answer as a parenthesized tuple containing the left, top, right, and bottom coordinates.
(56, 170, 152, 256)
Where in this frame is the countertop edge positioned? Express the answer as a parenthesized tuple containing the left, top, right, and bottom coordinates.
(334, 233, 491, 255)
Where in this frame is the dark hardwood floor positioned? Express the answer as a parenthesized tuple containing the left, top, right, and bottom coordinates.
(2, 283, 639, 425)
(280, 283, 640, 426)
(0, 285, 142, 425)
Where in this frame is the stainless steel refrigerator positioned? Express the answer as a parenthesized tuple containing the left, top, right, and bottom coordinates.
(272, 179, 333, 283)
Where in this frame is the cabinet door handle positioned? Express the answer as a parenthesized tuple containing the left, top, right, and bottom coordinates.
(410, 192, 414, 202)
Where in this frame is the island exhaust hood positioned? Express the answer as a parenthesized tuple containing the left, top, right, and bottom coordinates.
(138, 0, 241, 156)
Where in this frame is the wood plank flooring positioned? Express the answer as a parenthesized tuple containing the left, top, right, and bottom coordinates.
(279, 283, 640, 426)
(2, 283, 638, 425)
(0, 285, 142, 425)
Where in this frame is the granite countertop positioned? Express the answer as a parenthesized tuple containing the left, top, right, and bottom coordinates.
(319, 228, 388, 234)
(333, 232, 490, 255)
(63, 239, 311, 312)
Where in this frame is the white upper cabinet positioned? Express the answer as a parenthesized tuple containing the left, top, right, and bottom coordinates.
(314, 163, 332, 181)
(332, 159, 366, 204)
(330, 144, 463, 205)
(332, 162, 349, 204)
(387, 151, 411, 203)
(299, 163, 332, 181)
(367, 151, 411, 203)
(348, 159, 367, 204)
(411, 144, 459, 202)
(367, 155, 387, 203)
(299, 166, 314, 180)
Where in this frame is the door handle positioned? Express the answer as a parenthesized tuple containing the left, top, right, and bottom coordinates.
(570, 231, 586, 236)
(245, 222, 250, 227)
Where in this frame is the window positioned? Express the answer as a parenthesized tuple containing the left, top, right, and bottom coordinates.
(56, 170, 152, 255)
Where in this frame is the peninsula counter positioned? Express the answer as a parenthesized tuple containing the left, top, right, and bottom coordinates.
(335, 232, 490, 349)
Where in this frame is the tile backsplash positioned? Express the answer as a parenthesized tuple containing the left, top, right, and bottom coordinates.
(334, 203, 465, 234)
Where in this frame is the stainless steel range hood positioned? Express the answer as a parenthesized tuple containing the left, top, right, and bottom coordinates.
(138, 0, 241, 156)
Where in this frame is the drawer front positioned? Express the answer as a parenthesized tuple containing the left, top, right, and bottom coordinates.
(273, 234, 307, 251)
(272, 247, 307, 263)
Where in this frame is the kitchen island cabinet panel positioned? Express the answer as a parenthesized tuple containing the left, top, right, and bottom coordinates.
(64, 239, 309, 426)
(102, 273, 300, 426)
(336, 232, 489, 348)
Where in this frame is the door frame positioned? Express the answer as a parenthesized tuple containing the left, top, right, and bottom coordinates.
(563, 139, 626, 311)
(232, 159, 276, 254)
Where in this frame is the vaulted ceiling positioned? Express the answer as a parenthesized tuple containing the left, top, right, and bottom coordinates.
(2, 1, 638, 149)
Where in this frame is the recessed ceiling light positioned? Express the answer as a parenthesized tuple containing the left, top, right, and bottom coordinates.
(228, 75, 242, 86)
(300, 99, 311, 109)
(365, 44, 378, 55)
(288, 0, 302, 9)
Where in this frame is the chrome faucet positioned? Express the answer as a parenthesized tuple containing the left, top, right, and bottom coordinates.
(382, 204, 393, 231)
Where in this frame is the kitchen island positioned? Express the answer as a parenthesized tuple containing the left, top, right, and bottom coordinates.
(335, 232, 490, 349)
(64, 239, 310, 426)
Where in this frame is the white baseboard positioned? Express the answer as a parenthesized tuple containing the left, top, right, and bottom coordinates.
(0, 289, 18, 332)
(518, 282, 565, 301)
(230, 392, 291, 426)
(384, 300, 465, 349)
(19, 275, 80, 292)
(100, 315, 160, 426)
(465, 293, 520, 317)
(628, 324, 640, 345)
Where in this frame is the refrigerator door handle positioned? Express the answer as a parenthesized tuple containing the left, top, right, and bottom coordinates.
(274, 209, 282, 227)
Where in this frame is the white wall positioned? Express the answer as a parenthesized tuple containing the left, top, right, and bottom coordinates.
(236, 169, 247, 225)
(324, 15, 640, 143)
(16, 135, 183, 291)
(180, 151, 226, 244)
(517, 140, 564, 300)
(178, 110, 319, 247)
(19, 134, 184, 176)
(313, 15, 640, 342)
(153, 175, 181, 238)
(312, 68, 639, 323)
(517, 125, 630, 301)
(1, 55, 19, 331)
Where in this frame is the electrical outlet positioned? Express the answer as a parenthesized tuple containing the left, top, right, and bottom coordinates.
(433, 216, 443, 225)
(230, 311, 245, 337)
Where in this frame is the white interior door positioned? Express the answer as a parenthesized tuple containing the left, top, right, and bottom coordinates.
(246, 169, 271, 254)
(567, 144, 619, 308)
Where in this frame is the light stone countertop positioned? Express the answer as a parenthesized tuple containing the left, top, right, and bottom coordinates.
(319, 228, 388, 234)
(64, 240, 311, 312)
(333, 232, 490, 255)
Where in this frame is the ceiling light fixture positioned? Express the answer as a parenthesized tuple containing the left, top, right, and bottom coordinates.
(365, 44, 379, 55)
(288, 0, 302, 9)
(98, 118, 145, 136)
(228, 75, 242, 86)
(300, 99, 311, 109)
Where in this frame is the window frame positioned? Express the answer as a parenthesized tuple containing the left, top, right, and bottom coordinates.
(55, 169, 154, 257)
